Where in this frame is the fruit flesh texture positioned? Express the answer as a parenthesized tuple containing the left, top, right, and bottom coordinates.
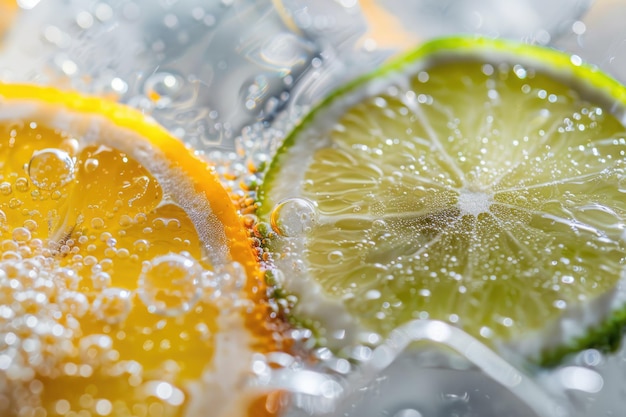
(265, 55, 626, 354)
(0, 101, 278, 417)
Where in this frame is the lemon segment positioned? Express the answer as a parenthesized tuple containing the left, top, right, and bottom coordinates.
(257, 36, 626, 363)
(0, 84, 281, 417)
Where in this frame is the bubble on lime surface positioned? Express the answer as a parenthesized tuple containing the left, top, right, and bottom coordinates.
(270, 197, 319, 237)
(137, 253, 203, 316)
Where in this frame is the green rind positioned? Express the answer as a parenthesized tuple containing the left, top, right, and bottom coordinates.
(257, 35, 626, 366)
(539, 304, 626, 367)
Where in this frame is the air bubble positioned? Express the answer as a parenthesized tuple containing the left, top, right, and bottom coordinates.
(92, 287, 132, 324)
(56, 267, 80, 291)
(371, 219, 388, 231)
(91, 271, 112, 290)
(12, 227, 31, 243)
(142, 380, 185, 406)
(58, 291, 89, 318)
(75, 11, 94, 29)
(213, 261, 247, 296)
(270, 197, 318, 237)
(94, 3, 113, 21)
(27, 149, 75, 190)
(15, 177, 29, 192)
(79, 334, 113, 365)
(91, 217, 105, 229)
(138, 254, 202, 316)
(84, 158, 99, 173)
(392, 409, 423, 417)
(241, 74, 270, 111)
(143, 72, 184, 108)
(327, 250, 344, 263)
(0, 182, 11, 195)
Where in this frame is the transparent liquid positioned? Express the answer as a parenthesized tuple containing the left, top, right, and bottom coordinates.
(1, 1, 626, 417)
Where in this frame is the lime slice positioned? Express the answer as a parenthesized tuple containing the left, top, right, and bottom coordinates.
(256, 36, 626, 364)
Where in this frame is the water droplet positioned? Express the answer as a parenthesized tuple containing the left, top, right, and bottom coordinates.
(138, 254, 202, 316)
(214, 261, 247, 296)
(94, 3, 113, 21)
(91, 217, 105, 229)
(141, 380, 185, 406)
(92, 287, 132, 324)
(143, 72, 184, 108)
(91, 271, 111, 290)
(17, 0, 42, 10)
(75, 11, 94, 29)
(441, 391, 470, 403)
(79, 334, 113, 365)
(259, 32, 313, 73)
(371, 219, 388, 231)
(58, 291, 89, 318)
(12, 227, 31, 243)
(392, 409, 423, 417)
(327, 250, 344, 263)
(578, 349, 603, 367)
(241, 74, 270, 111)
(27, 149, 75, 190)
(15, 177, 29, 192)
(0, 182, 12, 195)
(84, 158, 99, 173)
(270, 197, 318, 237)
(94, 399, 113, 416)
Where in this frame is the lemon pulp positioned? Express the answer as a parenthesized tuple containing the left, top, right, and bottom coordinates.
(0, 85, 281, 417)
(258, 37, 626, 363)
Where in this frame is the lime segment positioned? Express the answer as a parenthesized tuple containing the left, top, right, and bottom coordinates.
(258, 37, 626, 362)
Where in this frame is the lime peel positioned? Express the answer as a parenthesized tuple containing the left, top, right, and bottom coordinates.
(257, 35, 626, 365)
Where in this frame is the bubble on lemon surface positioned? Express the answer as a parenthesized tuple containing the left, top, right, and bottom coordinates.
(215, 261, 247, 296)
(27, 148, 75, 190)
(83, 157, 99, 173)
(138, 253, 202, 316)
(90, 271, 112, 290)
(140, 380, 186, 407)
(92, 287, 132, 324)
(270, 197, 318, 237)
(0, 258, 89, 382)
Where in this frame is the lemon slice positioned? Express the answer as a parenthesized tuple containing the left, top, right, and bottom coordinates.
(0, 84, 283, 417)
(257, 36, 626, 365)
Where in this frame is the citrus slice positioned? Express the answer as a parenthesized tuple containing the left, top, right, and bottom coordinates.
(0, 83, 284, 417)
(256, 36, 626, 365)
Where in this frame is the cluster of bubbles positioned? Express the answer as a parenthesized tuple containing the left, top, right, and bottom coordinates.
(4, 1, 624, 416)
(0, 151, 250, 415)
(0, 233, 250, 415)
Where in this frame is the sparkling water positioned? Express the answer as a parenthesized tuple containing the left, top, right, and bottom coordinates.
(1, 1, 626, 417)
